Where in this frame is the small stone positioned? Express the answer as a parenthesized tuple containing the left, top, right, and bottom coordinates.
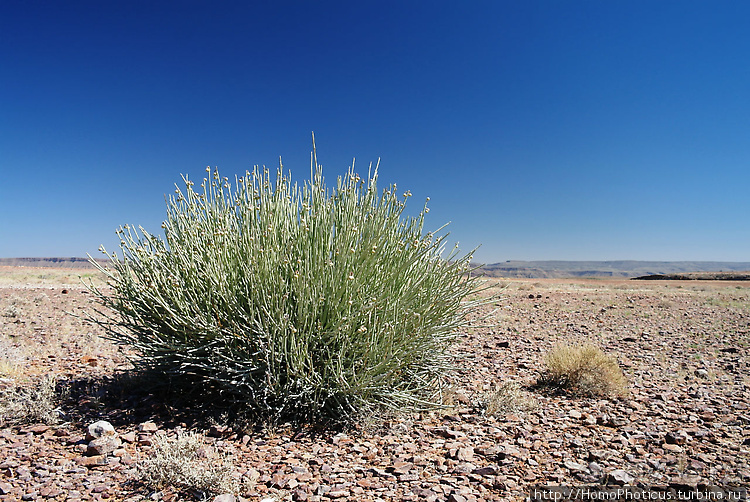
(137, 434, 153, 446)
(582, 413, 597, 426)
(40, 486, 63, 498)
(23, 424, 51, 434)
(120, 431, 137, 443)
(271, 473, 288, 488)
(387, 461, 413, 475)
(695, 369, 709, 379)
(569, 410, 582, 419)
(472, 465, 499, 476)
(663, 443, 683, 453)
(208, 425, 231, 437)
(447, 494, 468, 502)
(0, 483, 12, 495)
(75, 455, 109, 467)
(603, 469, 635, 485)
(453, 392, 472, 405)
(665, 431, 688, 445)
(86, 420, 115, 441)
(138, 421, 158, 433)
(213, 495, 236, 502)
(457, 446, 475, 462)
(244, 468, 261, 484)
(326, 490, 350, 498)
(434, 427, 464, 439)
(564, 460, 587, 472)
(669, 475, 702, 490)
(588, 462, 603, 473)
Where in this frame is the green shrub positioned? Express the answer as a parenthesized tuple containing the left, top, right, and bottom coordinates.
(87, 153, 483, 423)
(540, 343, 627, 398)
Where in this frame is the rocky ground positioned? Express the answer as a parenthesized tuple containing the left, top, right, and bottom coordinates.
(1, 266, 748, 501)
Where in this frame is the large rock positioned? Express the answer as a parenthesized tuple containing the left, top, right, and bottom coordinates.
(86, 420, 116, 441)
(85, 420, 119, 457)
(87, 436, 121, 456)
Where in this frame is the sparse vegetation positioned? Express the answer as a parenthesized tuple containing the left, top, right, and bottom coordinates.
(2, 268, 749, 499)
(139, 430, 238, 497)
(477, 380, 537, 416)
(540, 343, 628, 398)
(0, 375, 61, 426)
(87, 154, 483, 424)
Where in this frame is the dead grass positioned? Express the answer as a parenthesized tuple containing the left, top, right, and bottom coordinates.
(478, 380, 537, 416)
(540, 343, 628, 398)
(0, 374, 62, 426)
(139, 430, 239, 497)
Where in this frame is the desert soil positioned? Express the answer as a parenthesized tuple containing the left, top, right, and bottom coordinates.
(1, 266, 748, 501)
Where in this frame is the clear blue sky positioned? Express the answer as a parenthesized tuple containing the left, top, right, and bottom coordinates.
(2, 1, 749, 263)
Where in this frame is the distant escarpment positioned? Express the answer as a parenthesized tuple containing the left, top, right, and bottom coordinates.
(0, 257, 100, 268)
(477, 260, 750, 279)
(632, 271, 750, 281)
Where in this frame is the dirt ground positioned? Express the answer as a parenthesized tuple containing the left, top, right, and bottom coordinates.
(1, 266, 748, 501)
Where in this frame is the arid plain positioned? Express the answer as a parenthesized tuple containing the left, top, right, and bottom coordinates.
(1, 265, 748, 501)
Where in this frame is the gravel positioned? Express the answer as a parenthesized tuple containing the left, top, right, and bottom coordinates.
(1, 277, 748, 501)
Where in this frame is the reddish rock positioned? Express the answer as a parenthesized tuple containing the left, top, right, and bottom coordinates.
(137, 421, 158, 433)
(75, 455, 109, 467)
(87, 436, 121, 456)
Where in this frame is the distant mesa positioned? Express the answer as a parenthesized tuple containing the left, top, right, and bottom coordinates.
(631, 271, 750, 281)
(476, 260, 750, 279)
(0, 257, 102, 268)
(2, 257, 750, 280)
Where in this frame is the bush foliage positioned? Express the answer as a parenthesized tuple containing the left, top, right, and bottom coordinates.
(88, 153, 483, 423)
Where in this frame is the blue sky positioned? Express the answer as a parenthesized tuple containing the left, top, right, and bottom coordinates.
(1, 1, 748, 263)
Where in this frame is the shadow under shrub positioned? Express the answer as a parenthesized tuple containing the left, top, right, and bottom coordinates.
(87, 153, 483, 424)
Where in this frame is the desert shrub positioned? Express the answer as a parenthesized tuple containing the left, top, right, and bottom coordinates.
(87, 154, 483, 423)
(139, 431, 237, 497)
(478, 380, 537, 416)
(0, 375, 61, 426)
(540, 343, 627, 398)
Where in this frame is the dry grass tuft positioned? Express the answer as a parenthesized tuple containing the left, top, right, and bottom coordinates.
(540, 343, 628, 398)
(0, 374, 62, 426)
(139, 430, 238, 497)
(478, 380, 537, 416)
